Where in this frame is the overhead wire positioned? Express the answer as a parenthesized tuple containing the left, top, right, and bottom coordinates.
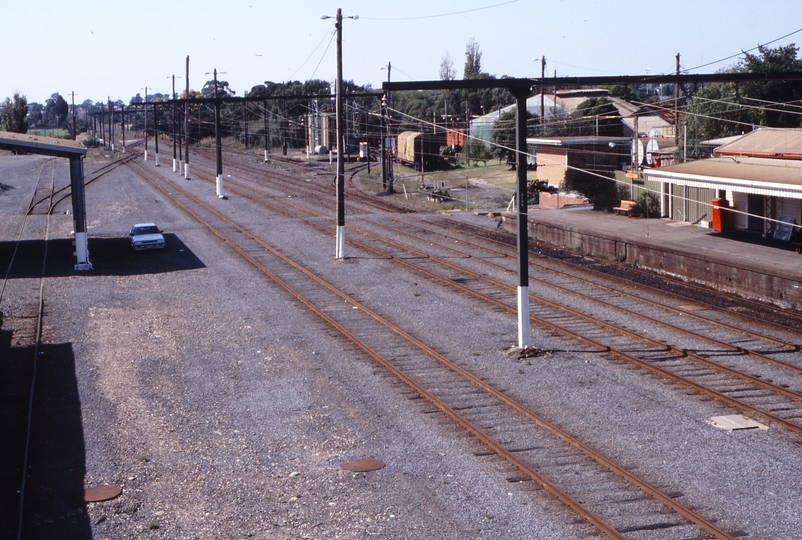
(288, 23, 336, 81)
(684, 26, 802, 72)
(359, 0, 519, 21)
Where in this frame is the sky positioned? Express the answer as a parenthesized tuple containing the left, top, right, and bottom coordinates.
(4, 0, 802, 106)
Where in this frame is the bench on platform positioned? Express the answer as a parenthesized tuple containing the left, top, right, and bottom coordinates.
(613, 199, 637, 216)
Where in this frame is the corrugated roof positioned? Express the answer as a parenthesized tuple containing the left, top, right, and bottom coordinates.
(527, 136, 631, 147)
(646, 156, 802, 198)
(0, 131, 86, 157)
(714, 128, 802, 159)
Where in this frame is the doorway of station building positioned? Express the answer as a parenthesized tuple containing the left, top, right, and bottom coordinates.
(747, 194, 766, 234)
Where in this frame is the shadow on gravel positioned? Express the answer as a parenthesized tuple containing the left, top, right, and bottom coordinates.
(0, 233, 205, 278)
(0, 335, 91, 539)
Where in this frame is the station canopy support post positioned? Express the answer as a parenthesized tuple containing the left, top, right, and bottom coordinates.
(70, 156, 92, 270)
(512, 86, 531, 348)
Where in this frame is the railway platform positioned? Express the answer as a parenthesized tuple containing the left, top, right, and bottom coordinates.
(496, 204, 802, 311)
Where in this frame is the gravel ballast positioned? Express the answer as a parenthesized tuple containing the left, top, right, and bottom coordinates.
(3, 151, 802, 539)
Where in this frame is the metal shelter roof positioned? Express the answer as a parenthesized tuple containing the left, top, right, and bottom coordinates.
(527, 136, 632, 147)
(714, 128, 802, 159)
(0, 131, 86, 158)
(646, 156, 802, 199)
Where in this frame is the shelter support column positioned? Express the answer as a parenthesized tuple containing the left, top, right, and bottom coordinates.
(512, 86, 531, 349)
(70, 156, 92, 271)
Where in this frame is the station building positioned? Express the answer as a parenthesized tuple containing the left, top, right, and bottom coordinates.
(644, 129, 802, 237)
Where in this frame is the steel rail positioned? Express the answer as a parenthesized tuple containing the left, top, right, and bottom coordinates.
(152, 153, 802, 436)
(183, 162, 802, 430)
(394, 217, 800, 351)
(11, 161, 54, 540)
(25, 152, 137, 216)
(190, 146, 404, 215)
(341, 221, 802, 436)
(378, 218, 802, 371)
(223, 174, 802, 436)
(440, 218, 802, 335)
(125, 159, 736, 540)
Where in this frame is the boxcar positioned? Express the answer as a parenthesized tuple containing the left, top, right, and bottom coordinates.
(396, 131, 445, 170)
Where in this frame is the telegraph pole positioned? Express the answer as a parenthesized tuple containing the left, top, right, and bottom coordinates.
(144, 86, 148, 161)
(675, 53, 680, 145)
(262, 100, 270, 163)
(213, 68, 224, 198)
(170, 75, 179, 172)
(154, 100, 160, 166)
(184, 55, 191, 179)
(336, 9, 345, 258)
(540, 56, 545, 122)
(386, 62, 393, 193)
(381, 94, 387, 191)
(71, 92, 76, 140)
(322, 8, 358, 258)
(108, 99, 114, 150)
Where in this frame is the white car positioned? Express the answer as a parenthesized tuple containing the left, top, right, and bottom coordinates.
(129, 223, 165, 251)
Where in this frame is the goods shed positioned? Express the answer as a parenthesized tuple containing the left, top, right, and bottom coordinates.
(0, 131, 91, 270)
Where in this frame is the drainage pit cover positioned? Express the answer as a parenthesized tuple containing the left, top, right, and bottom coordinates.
(341, 459, 385, 472)
(77, 486, 123, 502)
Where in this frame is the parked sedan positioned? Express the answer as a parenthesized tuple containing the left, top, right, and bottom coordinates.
(129, 223, 165, 251)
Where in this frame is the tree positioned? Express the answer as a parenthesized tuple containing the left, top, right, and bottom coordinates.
(463, 37, 482, 79)
(740, 44, 802, 128)
(43, 93, 68, 128)
(440, 52, 455, 81)
(682, 44, 802, 146)
(572, 97, 624, 136)
(1, 93, 29, 133)
(490, 108, 536, 160)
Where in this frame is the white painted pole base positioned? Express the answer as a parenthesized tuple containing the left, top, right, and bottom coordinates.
(264, 150, 269, 162)
(518, 286, 531, 349)
(144, 150, 148, 161)
(335, 225, 345, 259)
(155, 153, 161, 166)
(73, 231, 93, 271)
(179, 159, 184, 174)
(329, 151, 333, 164)
(306, 146, 310, 160)
(172, 158, 177, 172)
(122, 145, 126, 154)
(216, 174, 225, 198)
(184, 163, 190, 180)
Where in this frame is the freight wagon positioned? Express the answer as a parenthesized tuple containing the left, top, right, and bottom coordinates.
(395, 131, 445, 170)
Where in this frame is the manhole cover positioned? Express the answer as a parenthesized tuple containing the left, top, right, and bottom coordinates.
(77, 486, 122, 502)
(341, 459, 385, 472)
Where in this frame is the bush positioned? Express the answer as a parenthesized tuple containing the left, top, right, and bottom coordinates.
(463, 139, 492, 160)
(81, 136, 101, 148)
(630, 192, 661, 218)
(561, 168, 618, 211)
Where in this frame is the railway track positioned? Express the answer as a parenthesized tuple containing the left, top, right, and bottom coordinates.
(159, 148, 802, 442)
(122, 153, 749, 538)
(1, 157, 57, 540)
(434, 216, 802, 332)
(26, 149, 137, 216)
(190, 146, 411, 215)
